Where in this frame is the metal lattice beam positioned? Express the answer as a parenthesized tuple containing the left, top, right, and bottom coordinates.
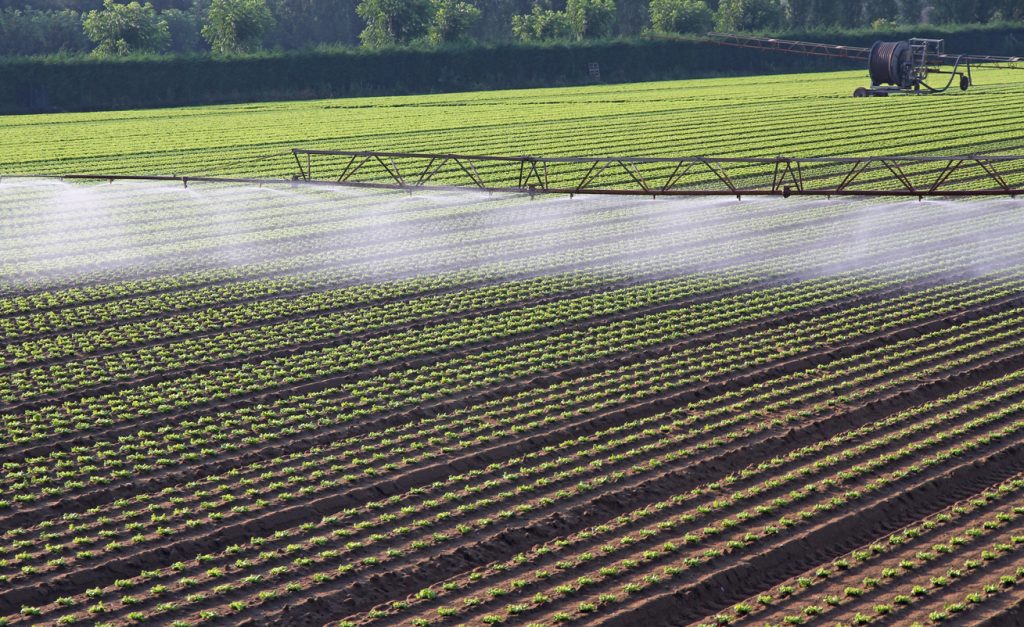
(4, 151, 1021, 200)
(291, 149, 1024, 199)
(707, 32, 871, 61)
(706, 32, 1023, 69)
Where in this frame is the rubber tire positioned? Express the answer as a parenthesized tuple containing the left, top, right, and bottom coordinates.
(853, 87, 870, 98)
(960, 75, 971, 91)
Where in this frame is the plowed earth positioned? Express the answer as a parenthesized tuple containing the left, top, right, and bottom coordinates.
(2, 175, 1024, 627)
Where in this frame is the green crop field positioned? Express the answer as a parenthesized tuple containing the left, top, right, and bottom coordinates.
(2, 68, 1024, 178)
(3, 69, 1024, 627)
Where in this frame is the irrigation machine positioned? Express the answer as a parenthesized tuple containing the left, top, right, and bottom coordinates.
(707, 32, 1023, 96)
(9, 34, 1024, 200)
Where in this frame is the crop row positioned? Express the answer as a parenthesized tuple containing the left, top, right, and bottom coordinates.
(20, 341, 1023, 626)
(0, 191, 879, 306)
(5, 195, 1017, 418)
(0, 195, 875, 366)
(5, 268, 1020, 597)
(5, 285, 1021, 591)
(2, 264, 1024, 622)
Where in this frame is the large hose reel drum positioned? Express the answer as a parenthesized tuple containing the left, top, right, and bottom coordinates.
(869, 40, 914, 88)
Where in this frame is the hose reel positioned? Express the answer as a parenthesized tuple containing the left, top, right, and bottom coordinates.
(707, 32, 1024, 97)
(858, 38, 972, 96)
(869, 41, 914, 88)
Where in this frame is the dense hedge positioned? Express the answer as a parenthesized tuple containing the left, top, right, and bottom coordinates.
(1, 23, 1021, 114)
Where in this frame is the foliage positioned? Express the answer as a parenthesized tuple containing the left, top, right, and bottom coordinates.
(356, 0, 434, 47)
(82, 0, 170, 55)
(162, 6, 204, 52)
(3, 21, 1024, 112)
(430, 0, 481, 45)
(512, 4, 574, 41)
(513, 0, 615, 41)
(930, 0, 981, 23)
(863, 0, 898, 24)
(0, 0, 1023, 56)
(785, 0, 876, 29)
(264, 0, 361, 50)
(714, 0, 785, 31)
(566, 0, 617, 39)
(995, 0, 1024, 20)
(929, 0, 1024, 23)
(201, 0, 274, 54)
(648, 0, 714, 34)
(0, 8, 90, 56)
(899, 0, 925, 23)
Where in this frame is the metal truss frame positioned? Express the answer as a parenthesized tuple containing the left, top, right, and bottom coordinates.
(291, 149, 1024, 199)
(707, 32, 1023, 69)
(4, 151, 1020, 200)
(707, 32, 871, 61)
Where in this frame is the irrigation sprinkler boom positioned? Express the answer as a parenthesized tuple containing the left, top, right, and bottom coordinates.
(289, 149, 1024, 199)
(707, 32, 1024, 96)
(10, 150, 1023, 200)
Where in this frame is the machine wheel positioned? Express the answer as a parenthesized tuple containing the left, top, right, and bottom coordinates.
(960, 74, 971, 91)
(853, 87, 870, 98)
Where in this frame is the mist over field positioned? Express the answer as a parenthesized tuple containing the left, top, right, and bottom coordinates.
(6, 65, 1024, 624)
(2, 180, 1022, 294)
(10, 6, 1024, 616)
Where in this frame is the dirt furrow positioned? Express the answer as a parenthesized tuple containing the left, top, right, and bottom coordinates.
(7, 289, 1020, 614)
(90, 341, 1024, 625)
(0, 273, 917, 465)
(232, 351, 1024, 624)
(1, 278, 996, 534)
(595, 441, 1024, 627)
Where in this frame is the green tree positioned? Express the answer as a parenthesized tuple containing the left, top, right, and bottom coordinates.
(973, 0, 1003, 21)
(0, 8, 91, 56)
(898, 0, 923, 22)
(265, 0, 361, 49)
(785, 0, 813, 29)
(617, 0, 650, 36)
(430, 0, 481, 44)
(475, 0, 534, 41)
(649, 0, 713, 34)
(993, 0, 1024, 19)
(511, 4, 573, 40)
(806, 0, 847, 26)
(356, 0, 433, 46)
(929, 0, 994, 22)
(714, 0, 784, 31)
(82, 0, 170, 55)
(788, 0, 871, 29)
(566, 0, 616, 39)
(864, 0, 897, 24)
(202, 0, 274, 53)
(163, 6, 203, 52)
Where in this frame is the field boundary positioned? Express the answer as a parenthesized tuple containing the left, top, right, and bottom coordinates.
(2, 23, 1022, 115)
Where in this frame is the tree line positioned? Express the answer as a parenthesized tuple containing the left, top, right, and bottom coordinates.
(1, 0, 1022, 57)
